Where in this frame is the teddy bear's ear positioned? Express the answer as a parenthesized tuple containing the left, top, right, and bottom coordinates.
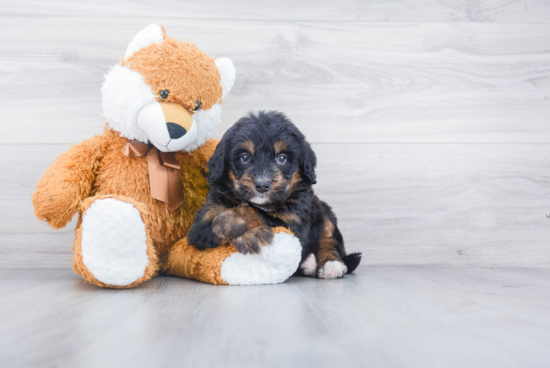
(215, 58, 236, 100)
(124, 24, 165, 59)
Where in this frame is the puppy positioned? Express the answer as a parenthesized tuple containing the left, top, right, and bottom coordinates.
(188, 111, 361, 279)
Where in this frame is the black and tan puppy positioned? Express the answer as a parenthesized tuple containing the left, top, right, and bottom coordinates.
(188, 111, 361, 279)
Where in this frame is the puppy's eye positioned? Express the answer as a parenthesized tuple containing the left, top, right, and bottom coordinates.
(241, 153, 251, 163)
(159, 89, 170, 100)
(277, 154, 287, 164)
(190, 100, 201, 112)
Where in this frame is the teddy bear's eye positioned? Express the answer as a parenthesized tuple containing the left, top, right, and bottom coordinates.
(159, 89, 170, 100)
(190, 101, 201, 112)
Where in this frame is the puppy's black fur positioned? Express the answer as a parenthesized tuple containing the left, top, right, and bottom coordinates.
(188, 111, 361, 277)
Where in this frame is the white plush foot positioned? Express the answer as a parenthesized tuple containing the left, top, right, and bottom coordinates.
(317, 260, 347, 279)
(81, 198, 149, 286)
(300, 253, 317, 277)
(220, 232, 302, 285)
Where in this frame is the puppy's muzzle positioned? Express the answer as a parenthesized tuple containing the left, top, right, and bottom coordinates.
(255, 178, 271, 193)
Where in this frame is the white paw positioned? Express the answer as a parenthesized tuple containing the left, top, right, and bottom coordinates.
(317, 260, 347, 279)
(81, 198, 149, 286)
(220, 232, 301, 285)
(300, 253, 317, 277)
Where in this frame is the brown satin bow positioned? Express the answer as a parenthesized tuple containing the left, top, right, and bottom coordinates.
(121, 140, 184, 211)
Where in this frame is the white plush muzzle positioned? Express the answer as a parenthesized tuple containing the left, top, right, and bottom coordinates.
(137, 102, 198, 152)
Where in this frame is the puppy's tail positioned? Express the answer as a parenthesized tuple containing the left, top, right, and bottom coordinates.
(343, 252, 362, 274)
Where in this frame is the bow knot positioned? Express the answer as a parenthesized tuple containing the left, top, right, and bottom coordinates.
(121, 140, 184, 211)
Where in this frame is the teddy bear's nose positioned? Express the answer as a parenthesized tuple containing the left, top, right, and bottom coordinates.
(166, 123, 187, 139)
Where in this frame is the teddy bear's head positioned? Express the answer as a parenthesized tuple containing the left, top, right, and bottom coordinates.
(101, 24, 236, 152)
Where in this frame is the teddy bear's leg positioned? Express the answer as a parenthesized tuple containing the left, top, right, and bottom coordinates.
(166, 227, 302, 285)
(73, 195, 159, 288)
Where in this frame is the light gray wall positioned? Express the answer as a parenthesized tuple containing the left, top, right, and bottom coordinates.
(1, 1, 549, 268)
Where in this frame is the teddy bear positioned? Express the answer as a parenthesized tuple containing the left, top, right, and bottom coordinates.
(32, 24, 301, 288)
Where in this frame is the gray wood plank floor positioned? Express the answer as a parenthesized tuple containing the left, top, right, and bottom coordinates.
(1, 266, 549, 368)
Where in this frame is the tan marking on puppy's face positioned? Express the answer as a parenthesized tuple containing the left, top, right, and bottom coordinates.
(229, 170, 256, 200)
(240, 140, 255, 155)
(274, 141, 288, 154)
(240, 172, 256, 191)
(287, 170, 302, 193)
(268, 168, 284, 191)
(228, 170, 241, 190)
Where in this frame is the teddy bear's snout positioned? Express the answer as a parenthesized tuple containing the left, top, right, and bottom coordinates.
(166, 123, 187, 139)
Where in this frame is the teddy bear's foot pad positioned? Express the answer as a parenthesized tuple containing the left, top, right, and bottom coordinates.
(81, 198, 150, 286)
(220, 231, 302, 285)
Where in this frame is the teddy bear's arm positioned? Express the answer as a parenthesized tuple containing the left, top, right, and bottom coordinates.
(32, 135, 105, 229)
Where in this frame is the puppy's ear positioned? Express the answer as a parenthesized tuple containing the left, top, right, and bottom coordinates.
(207, 140, 227, 184)
(300, 140, 317, 184)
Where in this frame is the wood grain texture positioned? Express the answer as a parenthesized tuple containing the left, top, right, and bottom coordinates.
(1, 3, 549, 268)
(0, 267, 549, 368)
(2, 0, 550, 23)
(1, 18, 550, 144)
(2, 143, 549, 268)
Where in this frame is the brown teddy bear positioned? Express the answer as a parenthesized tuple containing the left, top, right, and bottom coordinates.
(32, 25, 301, 288)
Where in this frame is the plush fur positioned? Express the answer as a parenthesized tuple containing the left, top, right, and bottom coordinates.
(124, 24, 164, 59)
(188, 111, 362, 278)
(34, 128, 218, 274)
(101, 64, 157, 144)
(102, 25, 235, 153)
(121, 31, 222, 112)
(32, 25, 302, 287)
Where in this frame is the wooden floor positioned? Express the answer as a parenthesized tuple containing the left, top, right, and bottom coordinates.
(1, 266, 549, 368)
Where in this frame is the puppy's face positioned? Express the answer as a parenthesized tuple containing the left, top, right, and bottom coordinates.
(228, 137, 301, 205)
(208, 111, 317, 207)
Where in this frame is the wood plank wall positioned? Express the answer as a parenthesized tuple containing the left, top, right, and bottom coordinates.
(1, 1, 549, 268)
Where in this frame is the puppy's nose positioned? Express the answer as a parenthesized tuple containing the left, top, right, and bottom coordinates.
(166, 123, 187, 139)
(255, 179, 271, 193)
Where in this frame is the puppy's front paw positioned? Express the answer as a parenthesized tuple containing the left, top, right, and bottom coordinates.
(317, 260, 347, 279)
(233, 226, 274, 254)
(212, 210, 248, 239)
